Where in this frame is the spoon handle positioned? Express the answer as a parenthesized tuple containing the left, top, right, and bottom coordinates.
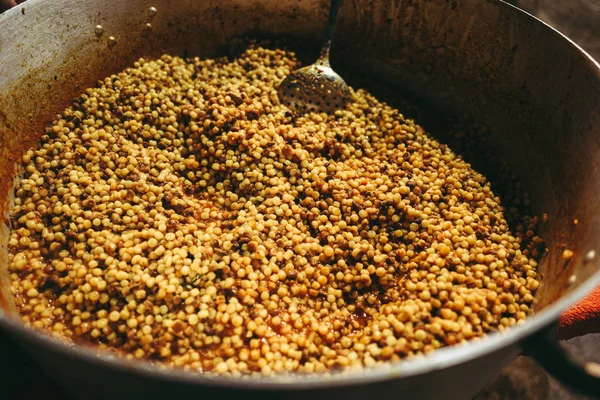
(317, 0, 343, 65)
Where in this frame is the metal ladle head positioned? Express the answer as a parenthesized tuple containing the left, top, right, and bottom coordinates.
(278, 0, 351, 114)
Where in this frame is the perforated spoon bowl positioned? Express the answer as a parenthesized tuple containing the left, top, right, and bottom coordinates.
(277, 0, 351, 113)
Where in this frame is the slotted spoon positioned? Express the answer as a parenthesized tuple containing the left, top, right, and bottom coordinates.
(277, 0, 351, 113)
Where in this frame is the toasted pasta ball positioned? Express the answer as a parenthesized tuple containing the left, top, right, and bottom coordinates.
(9, 44, 542, 376)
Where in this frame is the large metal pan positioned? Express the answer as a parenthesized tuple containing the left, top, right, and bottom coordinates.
(1, 0, 600, 398)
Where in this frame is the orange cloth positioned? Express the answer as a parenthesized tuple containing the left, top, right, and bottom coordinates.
(559, 286, 600, 339)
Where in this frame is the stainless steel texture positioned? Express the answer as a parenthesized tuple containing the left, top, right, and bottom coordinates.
(0, 0, 599, 399)
(277, 0, 351, 113)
